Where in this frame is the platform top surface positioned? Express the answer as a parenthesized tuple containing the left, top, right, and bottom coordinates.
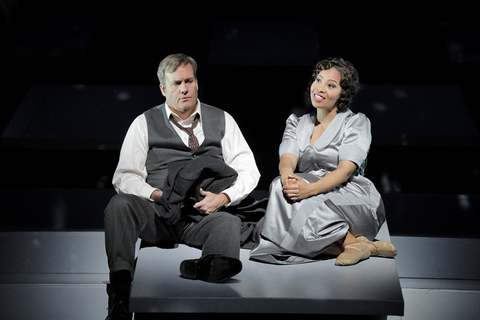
(130, 223, 404, 315)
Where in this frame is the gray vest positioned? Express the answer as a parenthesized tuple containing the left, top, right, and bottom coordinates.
(144, 103, 225, 189)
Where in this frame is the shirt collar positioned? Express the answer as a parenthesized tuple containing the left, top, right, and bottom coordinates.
(166, 99, 202, 125)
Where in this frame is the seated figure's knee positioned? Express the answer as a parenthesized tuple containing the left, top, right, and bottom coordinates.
(104, 193, 136, 219)
(270, 176, 283, 193)
(215, 211, 242, 229)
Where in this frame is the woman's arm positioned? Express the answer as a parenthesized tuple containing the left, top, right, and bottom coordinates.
(279, 153, 298, 187)
(282, 159, 357, 201)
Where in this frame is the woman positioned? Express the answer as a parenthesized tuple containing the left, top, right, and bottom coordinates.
(250, 57, 396, 266)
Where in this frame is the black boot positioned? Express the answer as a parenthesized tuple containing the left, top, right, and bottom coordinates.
(106, 270, 133, 320)
(106, 300, 131, 320)
(180, 254, 242, 283)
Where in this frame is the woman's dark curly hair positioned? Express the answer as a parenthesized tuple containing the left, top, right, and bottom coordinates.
(307, 57, 360, 112)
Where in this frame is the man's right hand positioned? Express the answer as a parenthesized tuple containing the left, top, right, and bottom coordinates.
(150, 189, 163, 201)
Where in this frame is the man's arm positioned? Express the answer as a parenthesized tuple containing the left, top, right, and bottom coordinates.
(113, 114, 159, 200)
(218, 111, 261, 206)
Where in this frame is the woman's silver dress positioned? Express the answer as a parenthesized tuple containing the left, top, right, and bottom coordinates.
(249, 109, 386, 264)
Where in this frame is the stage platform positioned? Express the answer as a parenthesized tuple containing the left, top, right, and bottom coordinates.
(1, 230, 480, 319)
(129, 222, 404, 318)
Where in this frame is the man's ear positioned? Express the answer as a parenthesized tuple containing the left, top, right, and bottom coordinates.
(159, 84, 166, 97)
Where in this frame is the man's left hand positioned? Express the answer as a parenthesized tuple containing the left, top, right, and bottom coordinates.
(193, 188, 229, 214)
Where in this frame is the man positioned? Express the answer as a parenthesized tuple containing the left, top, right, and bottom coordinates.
(104, 53, 260, 320)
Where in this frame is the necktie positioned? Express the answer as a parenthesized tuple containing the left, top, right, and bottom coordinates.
(170, 114, 200, 151)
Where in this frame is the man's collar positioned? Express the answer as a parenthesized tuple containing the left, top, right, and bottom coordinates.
(166, 99, 201, 123)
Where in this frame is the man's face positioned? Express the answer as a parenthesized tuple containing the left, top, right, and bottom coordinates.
(160, 63, 199, 118)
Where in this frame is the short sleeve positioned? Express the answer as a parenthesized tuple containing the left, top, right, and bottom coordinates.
(338, 112, 372, 169)
(279, 113, 300, 158)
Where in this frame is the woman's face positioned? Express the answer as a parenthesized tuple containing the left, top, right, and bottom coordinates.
(310, 67, 342, 111)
